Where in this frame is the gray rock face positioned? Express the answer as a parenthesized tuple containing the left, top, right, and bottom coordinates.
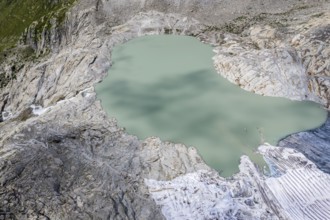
(213, 12, 330, 107)
(0, 89, 208, 219)
(0, 0, 330, 219)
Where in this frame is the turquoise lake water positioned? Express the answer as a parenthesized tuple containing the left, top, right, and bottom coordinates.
(95, 35, 327, 177)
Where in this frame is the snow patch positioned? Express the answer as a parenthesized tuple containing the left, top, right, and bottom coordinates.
(145, 170, 275, 220)
(30, 105, 50, 116)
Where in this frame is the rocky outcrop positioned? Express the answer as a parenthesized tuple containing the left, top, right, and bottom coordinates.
(213, 12, 330, 108)
(0, 0, 329, 219)
(0, 87, 211, 219)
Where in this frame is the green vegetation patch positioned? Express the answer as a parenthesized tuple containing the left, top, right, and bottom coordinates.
(0, 0, 76, 53)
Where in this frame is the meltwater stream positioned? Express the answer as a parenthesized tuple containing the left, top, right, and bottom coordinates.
(95, 35, 327, 177)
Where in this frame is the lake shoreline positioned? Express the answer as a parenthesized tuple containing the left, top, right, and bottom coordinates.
(1, 1, 329, 219)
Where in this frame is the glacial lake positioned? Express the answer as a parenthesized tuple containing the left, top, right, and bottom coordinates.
(95, 35, 327, 177)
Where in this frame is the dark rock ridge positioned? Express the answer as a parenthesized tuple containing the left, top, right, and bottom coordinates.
(0, 0, 329, 219)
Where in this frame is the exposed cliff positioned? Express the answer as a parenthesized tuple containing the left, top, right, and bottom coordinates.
(0, 0, 329, 219)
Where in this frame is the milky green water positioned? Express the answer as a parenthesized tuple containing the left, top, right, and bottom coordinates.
(95, 35, 327, 177)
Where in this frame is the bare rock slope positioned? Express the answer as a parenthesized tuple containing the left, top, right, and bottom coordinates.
(0, 0, 329, 219)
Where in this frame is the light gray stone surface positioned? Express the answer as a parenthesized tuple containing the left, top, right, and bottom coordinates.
(213, 13, 330, 107)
